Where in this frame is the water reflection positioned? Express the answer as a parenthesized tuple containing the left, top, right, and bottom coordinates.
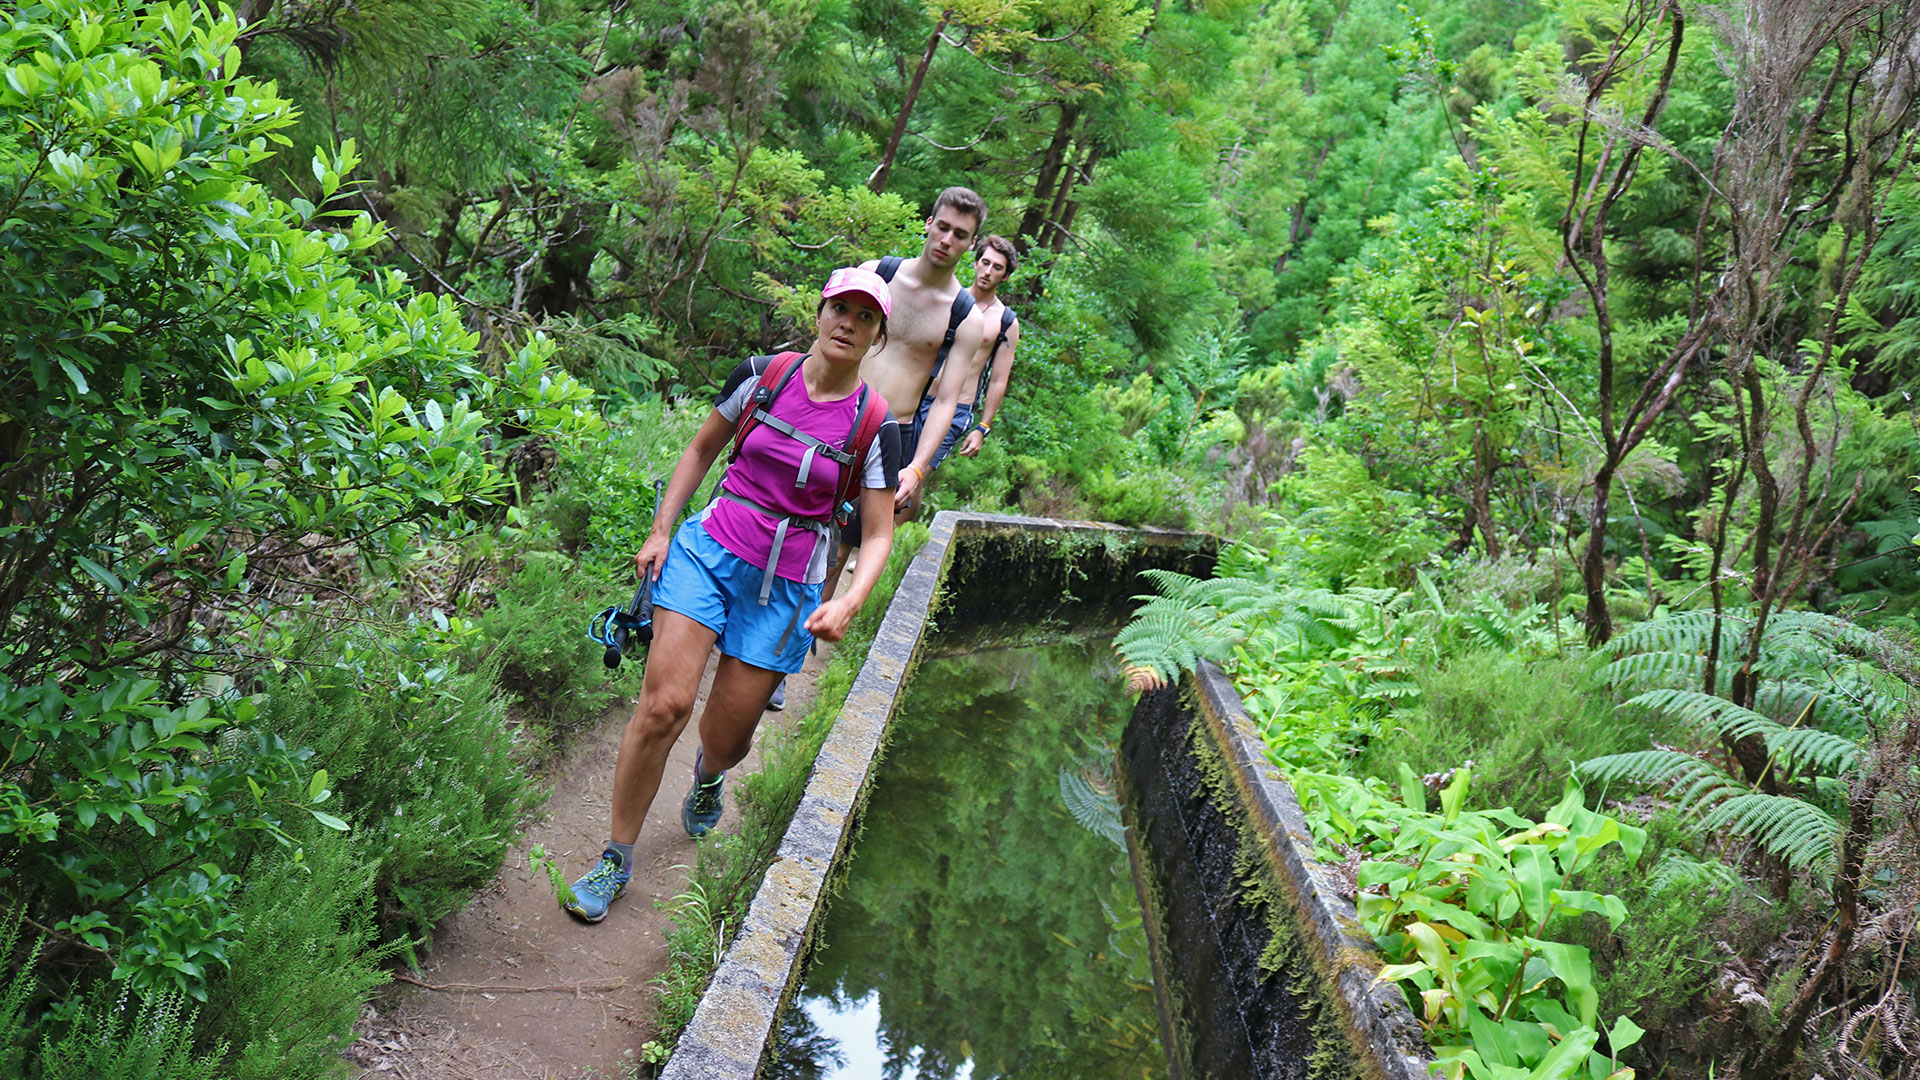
(769, 640, 1165, 1080)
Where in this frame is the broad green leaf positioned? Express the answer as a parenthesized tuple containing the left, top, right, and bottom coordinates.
(74, 556, 122, 592)
(1605, 1015, 1645, 1056)
(308, 808, 351, 832)
(1523, 1026, 1598, 1080)
(1511, 845, 1557, 929)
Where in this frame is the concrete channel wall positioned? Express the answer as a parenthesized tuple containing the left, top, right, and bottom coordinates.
(660, 511, 1214, 1080)
(1123, 664, 1434, 1080)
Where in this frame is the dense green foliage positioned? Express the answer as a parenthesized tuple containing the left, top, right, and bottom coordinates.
(6, 0, 1920, 1073)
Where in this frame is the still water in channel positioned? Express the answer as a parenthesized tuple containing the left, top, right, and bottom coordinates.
(767, 638, 1167, 1080)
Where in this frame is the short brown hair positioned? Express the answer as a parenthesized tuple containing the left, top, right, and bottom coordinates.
(930, 186, 986, 232)
(977, 234, 1018, 275)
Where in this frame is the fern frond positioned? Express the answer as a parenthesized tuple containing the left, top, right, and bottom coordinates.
(1764, 610, 1888, 659)
(1623, 688, 1784, 744)
(1601, 651, 1706, 691)
(1603, 610, 1748, 659)
(1646, 853, 1744, 895)
(1114, 610, 1224, 680)
(1060, 769, 1126, 849)
(1765, 727, 1861, 775)
(1576, 750, 1741, 812)
(1700, 793, 1841, 873)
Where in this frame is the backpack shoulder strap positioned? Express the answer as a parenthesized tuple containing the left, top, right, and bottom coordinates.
(922, 288, 979, 400)
(731, 351, 806, 463)
(876, 255, 903, 281)
(838, 387, 891, 508)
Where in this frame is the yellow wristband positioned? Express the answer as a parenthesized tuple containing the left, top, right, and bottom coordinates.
(906, 464, 925, 482)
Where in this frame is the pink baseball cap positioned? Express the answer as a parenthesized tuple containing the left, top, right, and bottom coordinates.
(821, 266, 892, 318)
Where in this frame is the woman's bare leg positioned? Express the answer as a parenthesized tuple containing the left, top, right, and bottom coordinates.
(608, 609, 718, 845)
(696, 656, 786, 774)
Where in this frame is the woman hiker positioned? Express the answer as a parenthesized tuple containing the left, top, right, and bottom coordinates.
(563, 267, 902, 922)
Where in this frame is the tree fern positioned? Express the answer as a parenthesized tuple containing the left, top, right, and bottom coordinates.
(1601, 650, 1709, 693)
(1699, 794, 1841, 874)
(1646, 853, 1745, 895)
(1582, 608, 1908, 885)
(1578, 750, 1743, 812)
(1600, 609, 1747, 660)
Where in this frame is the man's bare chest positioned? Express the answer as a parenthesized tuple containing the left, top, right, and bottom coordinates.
(889, 294, 959, 358)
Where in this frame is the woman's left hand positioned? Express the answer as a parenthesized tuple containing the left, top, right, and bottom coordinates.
(804, 595, 858, 642)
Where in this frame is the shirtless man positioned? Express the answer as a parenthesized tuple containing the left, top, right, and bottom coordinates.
(859, 185, 992, 512)
(952, 235, 1021, 461)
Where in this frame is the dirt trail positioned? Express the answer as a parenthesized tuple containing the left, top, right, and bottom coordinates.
(347, 641, 836, 1080)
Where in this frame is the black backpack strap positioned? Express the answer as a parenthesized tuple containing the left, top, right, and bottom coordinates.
(876, 255, 903, 281)
(919, 288, 977, 406)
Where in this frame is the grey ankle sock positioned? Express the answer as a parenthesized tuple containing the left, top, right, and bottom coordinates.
(608, 841, 634, 871)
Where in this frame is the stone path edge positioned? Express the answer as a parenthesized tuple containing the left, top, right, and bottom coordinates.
(1189, 659, 1435, 1080)
(661, 511, 1210, 1080)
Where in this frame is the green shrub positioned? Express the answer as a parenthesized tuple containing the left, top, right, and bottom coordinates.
(1352, 651, 1673, 821)
(469, 548, 639, 739)
(536, 398, 713, 567)
(198, 825, 399, 1080)
(1565, 812, 1789, 1069)
(32, 982, 223, 1080)
(256, 625, 539, 946)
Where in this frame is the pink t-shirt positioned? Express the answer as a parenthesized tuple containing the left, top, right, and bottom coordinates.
(703, 359, 896, 583)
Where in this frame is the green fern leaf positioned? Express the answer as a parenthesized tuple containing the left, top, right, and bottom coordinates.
(1576, 750, 1741, 812)
(1700, 793, 1840, 873)
(1765, 727, 1860, 775)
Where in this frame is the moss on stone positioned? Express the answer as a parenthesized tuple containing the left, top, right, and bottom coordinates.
(1183, 705, 1365, 1080)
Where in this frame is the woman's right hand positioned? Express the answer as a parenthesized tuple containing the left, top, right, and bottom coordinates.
(635, 532, 671, 581)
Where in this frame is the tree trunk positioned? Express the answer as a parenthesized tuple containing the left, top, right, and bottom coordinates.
(869, 14, 948, 194)
(1017, 103, 1080, 245)
(1047, 141, 1099, 252)
(1579, 459, 1615, 644)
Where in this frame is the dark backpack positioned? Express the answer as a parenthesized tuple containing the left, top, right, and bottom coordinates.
(876, 255, 977, 403)
(730, 351, 890, 517)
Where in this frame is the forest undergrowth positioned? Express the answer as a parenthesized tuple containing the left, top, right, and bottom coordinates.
(6, 0, 1920, 1077)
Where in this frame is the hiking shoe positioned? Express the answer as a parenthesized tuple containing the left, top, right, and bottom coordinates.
(767, 678, 787, 712)
(682, 750, 726, 838)
(562, 849, 630, 923)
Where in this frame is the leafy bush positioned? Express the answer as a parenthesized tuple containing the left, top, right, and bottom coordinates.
(468, 549, 639, 739)
(0, 0, 591, 1005)
(1352, 651, 1666, 821)
(1563, 814, 1786, 1066)
(255, 623, 539, 945)
(1298, 768, 1649, 1080)
(198, 826, 398, 1080)
(535, 397, 711, 567)
(31, 981, 224, 1080)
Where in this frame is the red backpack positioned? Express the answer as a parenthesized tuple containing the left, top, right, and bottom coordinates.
(730, 351, 891, 521)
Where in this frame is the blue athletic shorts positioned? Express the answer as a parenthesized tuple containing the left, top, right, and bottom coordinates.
(908, 397, 973, 472)
(652, 518, 820, 673)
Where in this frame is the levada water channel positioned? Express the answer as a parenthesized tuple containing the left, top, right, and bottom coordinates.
(767, 636, 1162, 1079)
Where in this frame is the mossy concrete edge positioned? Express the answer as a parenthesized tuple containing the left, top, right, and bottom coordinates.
(661, 511, 1215, 1080)
(1188, 659, 1434, 1080)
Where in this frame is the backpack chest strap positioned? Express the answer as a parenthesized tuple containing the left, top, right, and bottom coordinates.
(715, 490, 832, 604)
(748, 405, 857, 491)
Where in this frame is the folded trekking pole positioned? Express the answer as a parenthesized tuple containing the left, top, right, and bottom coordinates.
(587, 478, 663, 669)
